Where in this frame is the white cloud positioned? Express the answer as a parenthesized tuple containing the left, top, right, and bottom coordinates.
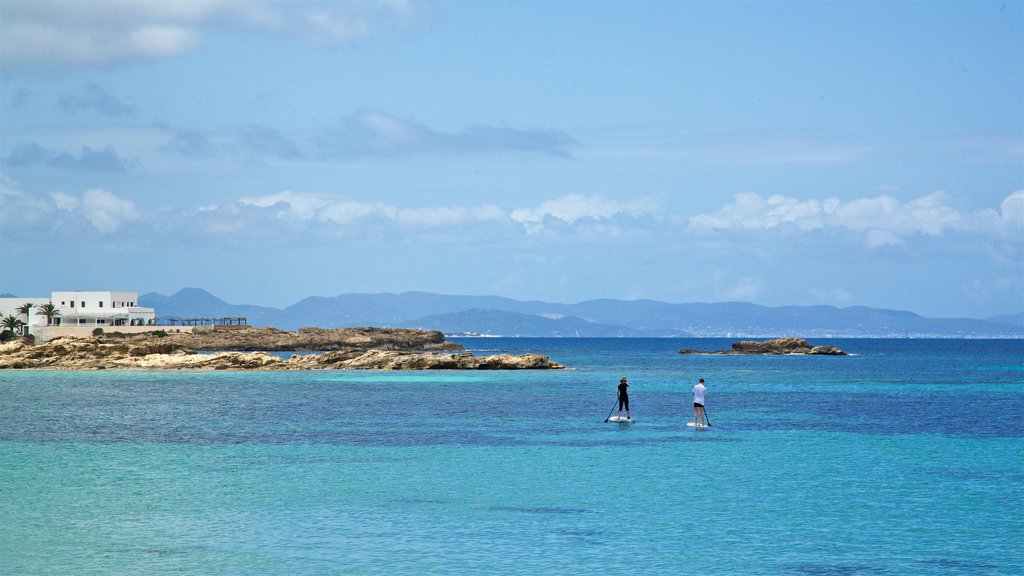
(318, 201, 394, 226)
(4, 185, 140, 235)
(304, 0, 427, 43)
(510, 193, 657, 234)
(863, 228, 905, 250)
(0, 0, 423, 71)
(235, 191, 503, 230)
(240, 191, 329, 220)
(1000, 190, 1024, 230)
(687, 191, 1021, 252)
(80, 188, 142, 233)
(0, 2, 202, 69)
(395, 205, 505, 228)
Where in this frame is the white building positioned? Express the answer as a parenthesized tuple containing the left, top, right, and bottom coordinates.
(50, 291, 155, 327)
(0, 290, 156, 335)
(0, 297, 52, 333)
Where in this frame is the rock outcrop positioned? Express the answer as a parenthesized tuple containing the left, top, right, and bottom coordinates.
(0, 328, 566, 371)
(97, 326, 463, 352)
(678, 337, 847, 356)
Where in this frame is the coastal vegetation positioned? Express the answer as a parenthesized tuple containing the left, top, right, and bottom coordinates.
(35, 303, 60, 326)
(15, 303, 33, 334)
(2, 315, 25, 335)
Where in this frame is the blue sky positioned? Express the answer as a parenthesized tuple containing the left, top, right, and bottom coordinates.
(1, 0, 1021, 318)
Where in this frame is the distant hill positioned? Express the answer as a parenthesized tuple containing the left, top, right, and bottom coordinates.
(986, 313, 1024, 328)
(140, 287, 281, 326)
(138, 288, 1024, 338)
(409, 308, 643, 337)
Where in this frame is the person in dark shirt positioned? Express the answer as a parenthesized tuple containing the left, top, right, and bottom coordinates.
(617, 377, 631, 420)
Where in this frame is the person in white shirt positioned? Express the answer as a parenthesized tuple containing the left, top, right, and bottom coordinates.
(692, 378, 707, 427)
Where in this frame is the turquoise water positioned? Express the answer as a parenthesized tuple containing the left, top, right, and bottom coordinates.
(2, 338, 1022, 575)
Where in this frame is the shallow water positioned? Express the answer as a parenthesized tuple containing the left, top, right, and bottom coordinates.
(2, 338, 1022, 574)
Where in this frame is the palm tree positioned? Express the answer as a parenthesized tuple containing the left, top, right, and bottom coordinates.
(2, 315, 25, 334)
(15, 303, 33, 335)
(35, 303, 60, 326)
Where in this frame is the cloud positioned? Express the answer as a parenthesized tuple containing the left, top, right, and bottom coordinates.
(510, 193, 660, 236)
(999, 190, 1024, 231)
(0, 0, 426, 72)
(688, 189, 1024, 264)
(0, 177, 139, 235)
(234, 191, 508, 232)
(154, 112, 574, 162)
(688, 189, 999, 236)
(76, 188, 143, 233)
(0, 171, 54, 230)
(313, 109, 576, 159)
(0, 5, 198, 70)
(6, 143, 130, 172)
(60, 83, 135, 117)
(304, 0, 427, 43)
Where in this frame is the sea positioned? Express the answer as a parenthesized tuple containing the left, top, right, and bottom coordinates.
(1, 338, 1022, 575)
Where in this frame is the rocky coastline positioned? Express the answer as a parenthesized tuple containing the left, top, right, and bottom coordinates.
(678, 337, 847, 356)
(0, 327, 565, 370)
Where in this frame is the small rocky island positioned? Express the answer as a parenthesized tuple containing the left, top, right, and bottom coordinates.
(0, 326, 566, 370)
(678, 337, 847, 356)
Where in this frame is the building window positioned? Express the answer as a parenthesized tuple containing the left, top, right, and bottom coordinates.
(70, 302, 75, 308)
(99, 302, 104, 308)
(81, 301, 86, 307)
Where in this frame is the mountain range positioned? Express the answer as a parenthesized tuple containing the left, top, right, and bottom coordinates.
(137, 288, 1024, 338)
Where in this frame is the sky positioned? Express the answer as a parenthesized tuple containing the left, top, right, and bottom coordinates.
(1, 0, 1022, 319)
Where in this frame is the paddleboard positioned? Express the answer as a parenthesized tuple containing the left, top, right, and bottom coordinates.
(608, 416, 633, 423)
(687, 422, 709, 428)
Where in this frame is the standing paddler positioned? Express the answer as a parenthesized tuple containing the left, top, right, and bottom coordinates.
(692, 378, 707, 427)
(616, 377, 631, 420)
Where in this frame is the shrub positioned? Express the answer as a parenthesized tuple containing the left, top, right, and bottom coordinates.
(92, 327, 104, 336)
(0, 330, 15, 342)
(153, 330, 168, 338)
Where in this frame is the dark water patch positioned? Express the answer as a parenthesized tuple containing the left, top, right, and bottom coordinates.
(3, 425, 741, 448)
(490, 506, 591, 515)
(785, 563, 885, 576)
(917, 558, 1001, 572)
(730, 390, 1024, 438)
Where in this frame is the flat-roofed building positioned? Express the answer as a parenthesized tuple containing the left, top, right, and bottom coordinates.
(0, 297, 53, 333)
(50, 291, 155, 327)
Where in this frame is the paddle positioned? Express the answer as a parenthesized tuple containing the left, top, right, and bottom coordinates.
(603, 396, 619, 423)
(701, 405, 712, 427)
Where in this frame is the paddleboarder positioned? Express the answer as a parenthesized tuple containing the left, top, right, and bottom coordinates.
(693, 378, 707, 427)
(616, 377, 631, 420)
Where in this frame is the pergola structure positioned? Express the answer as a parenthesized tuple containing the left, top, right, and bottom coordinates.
(158, 317, 248, 326)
